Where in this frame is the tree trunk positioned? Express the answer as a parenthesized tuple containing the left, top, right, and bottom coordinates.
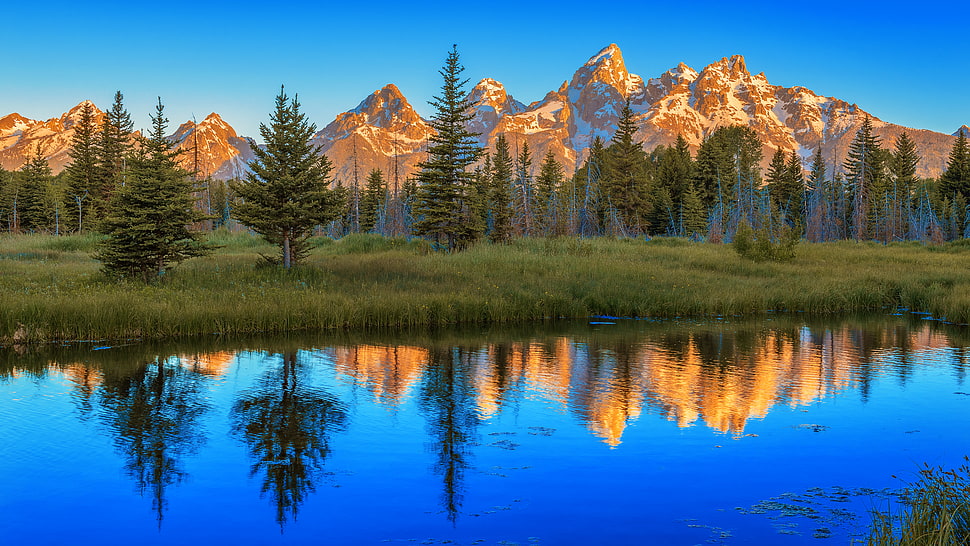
(282, 234, 291, 269)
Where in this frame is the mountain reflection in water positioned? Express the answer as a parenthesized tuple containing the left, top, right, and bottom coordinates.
(1, 316, 967, 541)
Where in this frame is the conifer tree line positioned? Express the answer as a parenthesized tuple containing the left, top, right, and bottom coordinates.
(5, 46, 970, 276)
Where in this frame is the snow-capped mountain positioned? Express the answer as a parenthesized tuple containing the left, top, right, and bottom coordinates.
(310, 83, 434, 188)
(313, 44, 955, 180)
(168, 113, 254, 180)
(0, 103, 252, 179)
(0, 101, 105, 172)
(1, 44, 960, 182)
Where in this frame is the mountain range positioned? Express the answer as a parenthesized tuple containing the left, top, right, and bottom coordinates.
(0, 44, 961, 182)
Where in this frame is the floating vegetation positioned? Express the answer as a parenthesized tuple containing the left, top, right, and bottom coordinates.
(731, 485, 907, 539)
(794, 424, 830, 432)
(864, 458, 970, 545)
(527, 427, 556, 436)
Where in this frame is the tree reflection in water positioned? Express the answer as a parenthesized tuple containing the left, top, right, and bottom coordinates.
(230, 350, 348, 528)
(97, 356, 209, 525)
(418, 346, 480, 524)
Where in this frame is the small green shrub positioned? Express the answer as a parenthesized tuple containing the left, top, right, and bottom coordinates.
(733, 219, 799, 262)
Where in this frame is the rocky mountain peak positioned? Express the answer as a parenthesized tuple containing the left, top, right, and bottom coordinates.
(0, 113, 34, 136)
(954, 125, 970, 137)
(570, 43, 637, 94)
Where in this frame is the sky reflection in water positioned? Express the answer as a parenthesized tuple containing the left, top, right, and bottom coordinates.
(1, 316, 968, 545)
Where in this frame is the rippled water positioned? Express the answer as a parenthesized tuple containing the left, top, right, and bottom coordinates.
(1, 316, 968, 545)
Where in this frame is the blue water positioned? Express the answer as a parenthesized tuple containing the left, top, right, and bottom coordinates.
(1, 317, 968, 545)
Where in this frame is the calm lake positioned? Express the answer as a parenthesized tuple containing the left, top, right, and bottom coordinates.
(2, 316, 968, 545)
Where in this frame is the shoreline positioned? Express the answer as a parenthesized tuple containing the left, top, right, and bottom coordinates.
(3, 233, 970, 344)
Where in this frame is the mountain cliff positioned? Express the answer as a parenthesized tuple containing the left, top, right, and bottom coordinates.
(0, 44, 959, 182)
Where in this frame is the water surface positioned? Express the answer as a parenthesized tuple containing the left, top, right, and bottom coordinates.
(2, 316, 968, 544)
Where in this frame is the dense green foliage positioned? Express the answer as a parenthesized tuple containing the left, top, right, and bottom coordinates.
(63, 101, 100, 232)
(95, 99, 212, 282)
(412, 46, 484, 251)
(4, 232, 970, 344)
(231, 87, 345, 268)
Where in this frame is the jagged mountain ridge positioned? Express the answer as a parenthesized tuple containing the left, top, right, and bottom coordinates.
(0, 104, 252, 179)
(1, 44, 959, 182)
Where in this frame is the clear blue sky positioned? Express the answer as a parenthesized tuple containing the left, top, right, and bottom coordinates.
(3, 0, 968, 141)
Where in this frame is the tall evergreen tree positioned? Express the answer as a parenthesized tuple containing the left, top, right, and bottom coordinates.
(94, 91, 133, 221)
(939, 128, 970, 200)
(18, 151, 54, 233)
(489, 134, 514, 243)
(570, 136, 607, 236)
(600, 99, 648, 231)
(232, 87, 345, 269)
(680, 183, 707, 239)
(359, 168, 387, 233)
(96, 98, 211, 281)
(694, 125, 762, 211)
(514, 140, 534, 235)
(656, 134, 693, 204)
(781, 151, 805, 222)
(412, 45, 484, 251)
(64, 100, 100, 232)
(534, 150, 563, 234)
(843, 115, 885, 239)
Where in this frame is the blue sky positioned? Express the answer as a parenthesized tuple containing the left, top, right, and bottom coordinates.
(3, 0, 968, 141)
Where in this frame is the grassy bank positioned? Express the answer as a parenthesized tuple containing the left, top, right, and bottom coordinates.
(2, 232, 970, 343)
(864, 458, 970, 545)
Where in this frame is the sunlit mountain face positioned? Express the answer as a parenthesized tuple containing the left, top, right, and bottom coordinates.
(2, 45, 959, 183)
(2, 317, 967, 544)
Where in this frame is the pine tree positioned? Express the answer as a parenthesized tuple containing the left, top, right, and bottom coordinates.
(489, 134, 514, 243)
(680, 183, 707, 239)
(94, 91, 133, 221)
(570, 136, 607, 236)
(232, 87, 345, 268)
(600, 99, 648, 231)
(782, 151, 805, 222)
(18, 151, 54, 233)
(534, 150, 563, 234)
(412, 45, 484, 251)
(843, 115, 885, 239)
(514, 140, 534, 235)
(359, 168, 387, 233)
(939, 129, 970, 200)
(887, 133, 920, 240)
(96, 98, 211, 282)
(64, 101, 100, 232)
(694, 126, 762, 213)
(656, 134, 693, 204)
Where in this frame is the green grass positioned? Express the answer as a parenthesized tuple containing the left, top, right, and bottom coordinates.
(2, 232, 970, 343)
(864, 458, 970, 545)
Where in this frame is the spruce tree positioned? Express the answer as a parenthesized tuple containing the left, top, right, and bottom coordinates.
(782, 151, 805, 221)
(359, 168, 387, 233)
(489, 134, 514, 243)
(412, 45, 484, 251)
(601, 99, 648, 231)
(694, 126, 762, 210)
(96, 98, 211, 282)
(64, 100, 100, 232)
(571, 136, 607, 236)
(94, 91, 133, 221)
(232, 87, 345, 268)
(514, 140, 534, 235)
(939, 129, 970, 200)
(18, 151, 54, 233)
(843, 115, 885, 239)
(656, 134, 693, 204)
(680, 183, 707, 239)
(534, 150, 563, 234)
